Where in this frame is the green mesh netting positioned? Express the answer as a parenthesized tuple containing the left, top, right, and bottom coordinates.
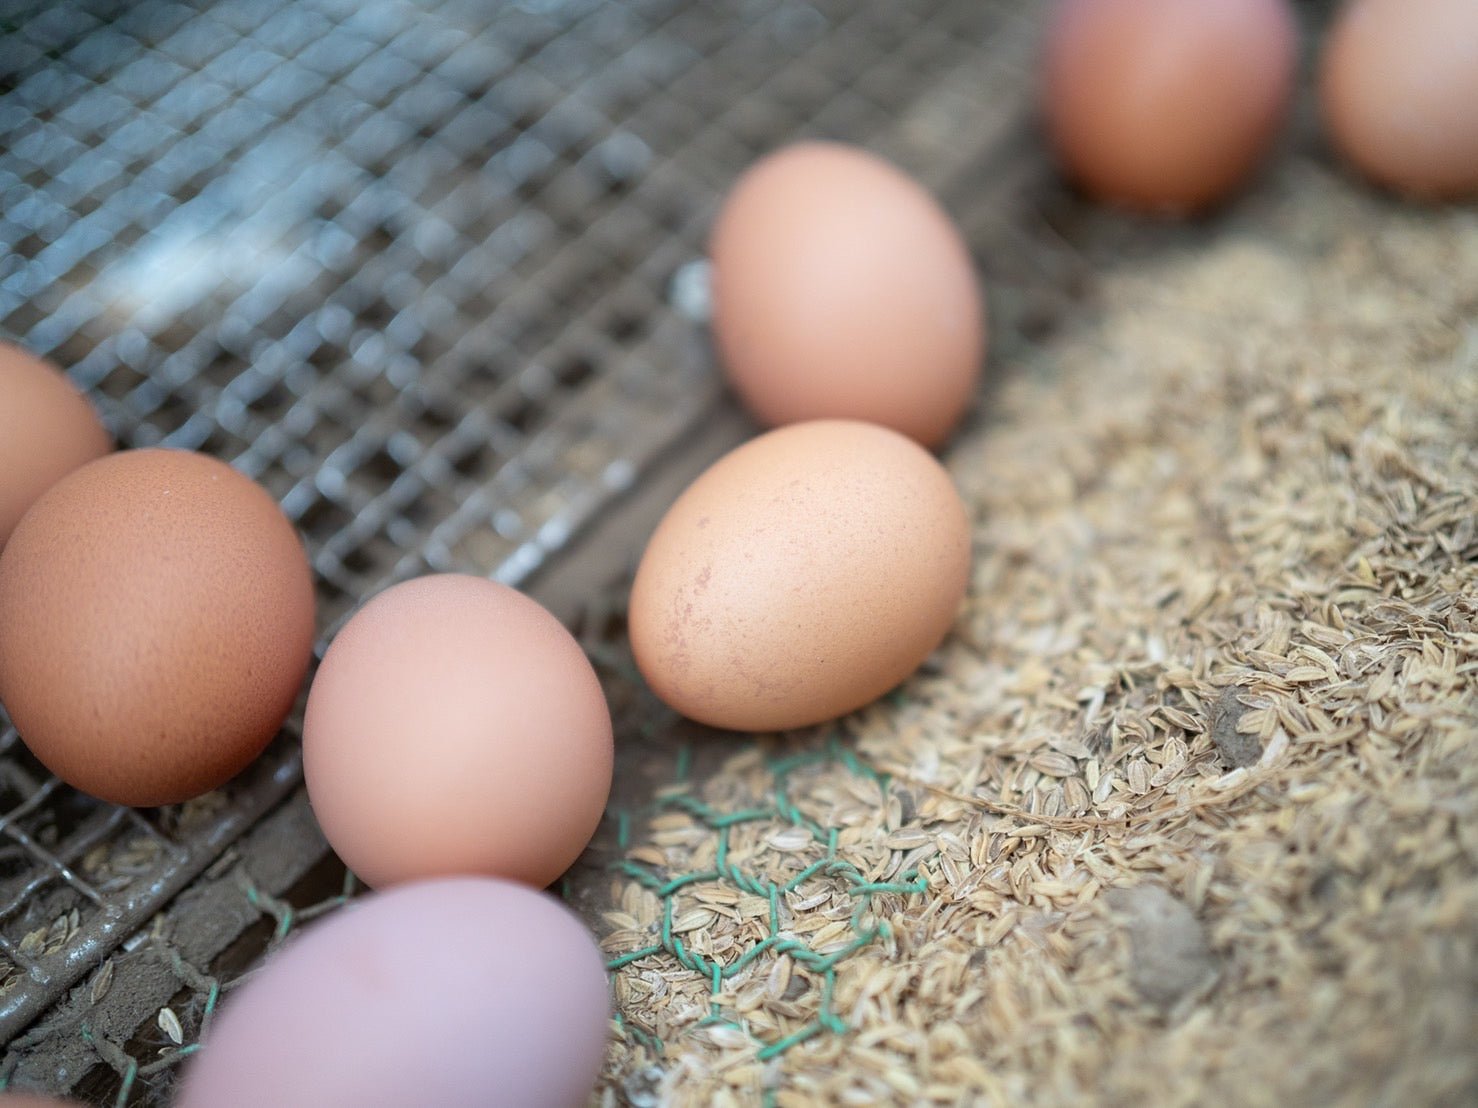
(601, 736, 928, 1062)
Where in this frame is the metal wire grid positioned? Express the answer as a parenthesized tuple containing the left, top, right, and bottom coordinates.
(0, 732, 303, 1044)
(0, 0, 1023, 1077)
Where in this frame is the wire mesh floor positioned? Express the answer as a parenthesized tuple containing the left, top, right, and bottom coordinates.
(0, 0, 1046, 1099)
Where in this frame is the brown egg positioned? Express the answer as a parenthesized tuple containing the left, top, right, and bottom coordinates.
(302, 575, 613, 890)
(0, 341, 111, 549)
(709, 142, 985, 448)
(1042, 0, 1298, 214)
(1320, 0, 1478, 200)
(629, 420, 971, 732)
(0, 449, 316, 806)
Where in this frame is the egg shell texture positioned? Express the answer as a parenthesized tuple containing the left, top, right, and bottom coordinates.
(176, 877, 610, 1108)
(709, 142, 985, 448)
(1042, 0, 1298, 213)
(303, 574, 613, 890)
(0, 341, 111, 549)
(629, 420, 972, 732)
(0, 449, 316, 807)
(1320, 0, 1478, 200)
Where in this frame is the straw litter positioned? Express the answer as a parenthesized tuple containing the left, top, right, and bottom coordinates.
(588, 160, 1478, 1106)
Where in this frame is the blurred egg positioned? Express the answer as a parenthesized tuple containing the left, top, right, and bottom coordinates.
(177, 877, 610, 1108)
(0, 341, 111, 549)
(0, 449, 316, 806)
(1042, 0, 1298, 213)
(303, 574, 612, 890)
(0, 1095, 78, 1107)
(1320, 0, 1478, 199)
(629, 420, 971, 732)
(709, 142, 985, 448)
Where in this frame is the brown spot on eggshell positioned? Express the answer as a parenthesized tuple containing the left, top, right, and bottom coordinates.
(629, 420, 971, 732)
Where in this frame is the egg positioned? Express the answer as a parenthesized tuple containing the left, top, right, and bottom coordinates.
(0, 341, 111, 549)
(0, 449, 316, 806)
(709, 142, 985, 448)
(303, 574, 612, 890)
(1042, 0, 1299, 214)
(0, 1095, 78, 1107)
(629, 420, 971, 732)
(176, 877, 610, 1108)
(1320, 0, 1478, 200)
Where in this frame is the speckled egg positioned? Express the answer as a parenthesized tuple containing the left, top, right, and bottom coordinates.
(0, 449, 316, 806)
(629, 420, 972, 732)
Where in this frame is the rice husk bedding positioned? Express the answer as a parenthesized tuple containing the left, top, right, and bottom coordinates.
(584, 153, 1478, 1105)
